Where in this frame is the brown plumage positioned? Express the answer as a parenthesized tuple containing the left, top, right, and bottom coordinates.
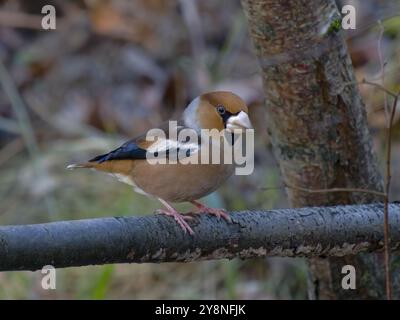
(68, 91, 252, 234)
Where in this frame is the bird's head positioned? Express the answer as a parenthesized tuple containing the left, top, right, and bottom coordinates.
(183, 91, 253, 133)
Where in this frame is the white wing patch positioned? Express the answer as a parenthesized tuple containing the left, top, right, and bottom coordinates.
(146, 137, 200, 159)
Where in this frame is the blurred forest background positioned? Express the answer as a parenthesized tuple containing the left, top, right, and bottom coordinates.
(0, 0, 399, 299)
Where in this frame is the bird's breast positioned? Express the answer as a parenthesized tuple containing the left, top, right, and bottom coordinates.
(130, 160, 234, 202)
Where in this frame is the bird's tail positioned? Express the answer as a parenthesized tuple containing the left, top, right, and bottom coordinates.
(66, 163, 94, 170)
(67, 159, 125, 174)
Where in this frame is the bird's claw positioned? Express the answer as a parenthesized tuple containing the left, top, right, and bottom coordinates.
(157, 209, 195, 235)
(191, 202, 232, 223)
(203, 208, 232, 223)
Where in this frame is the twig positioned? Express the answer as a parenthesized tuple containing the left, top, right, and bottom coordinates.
(341, 79, 397, 98)
(377, 21, 389, 126)
(359, 79, 398, 98)
(383, 92, 398, 300)
(283, 183, 386, 198)
(376, 20, 396, 300)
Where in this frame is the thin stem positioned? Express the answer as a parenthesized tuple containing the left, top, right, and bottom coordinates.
(0, 60, 55, 216)
(377, 21, 389, 126)
(342, 79, 398, 98)
(284, 183, 386, 198)
(383, 93, 398, 300)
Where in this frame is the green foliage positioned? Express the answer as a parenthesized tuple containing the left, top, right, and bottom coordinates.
(383, 16, 400, 39)
(223, 260, 241, 299)
(91, 265, 115, 300)
(328, 18, 342, 34)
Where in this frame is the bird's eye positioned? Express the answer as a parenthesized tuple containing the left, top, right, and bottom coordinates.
(217, 105, 226, 115)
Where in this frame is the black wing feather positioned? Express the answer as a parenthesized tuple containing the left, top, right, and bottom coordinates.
(89, 141, 147, 163)
(89, 122, 200, 163)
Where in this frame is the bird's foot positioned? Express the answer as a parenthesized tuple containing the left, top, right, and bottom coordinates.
(157, 208, 195, 235)
(190, 201, 232, 222)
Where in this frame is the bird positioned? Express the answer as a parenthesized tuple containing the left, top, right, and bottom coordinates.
(67, 91, 253, 235)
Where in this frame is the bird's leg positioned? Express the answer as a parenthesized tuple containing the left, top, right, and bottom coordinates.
(190, 200, 231, 222)
(156, 198, 194, 235)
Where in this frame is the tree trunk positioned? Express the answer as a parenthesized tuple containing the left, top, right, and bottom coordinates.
(241, 0, 398, 299)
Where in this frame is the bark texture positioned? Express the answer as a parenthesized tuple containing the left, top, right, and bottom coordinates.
(0, 204, 399, 272)
(241, 0, 398, 299)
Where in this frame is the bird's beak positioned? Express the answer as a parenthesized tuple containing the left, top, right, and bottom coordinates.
(226, 111, 253, 132)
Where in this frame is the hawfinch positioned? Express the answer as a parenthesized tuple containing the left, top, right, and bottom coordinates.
(68, 91, 253, 234)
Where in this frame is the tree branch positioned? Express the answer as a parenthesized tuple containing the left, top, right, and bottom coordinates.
(1, 203, 399, 272)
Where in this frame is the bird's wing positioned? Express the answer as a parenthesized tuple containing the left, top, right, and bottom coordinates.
(88, 139, 147, 163)
(89, 121, 200, 164)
